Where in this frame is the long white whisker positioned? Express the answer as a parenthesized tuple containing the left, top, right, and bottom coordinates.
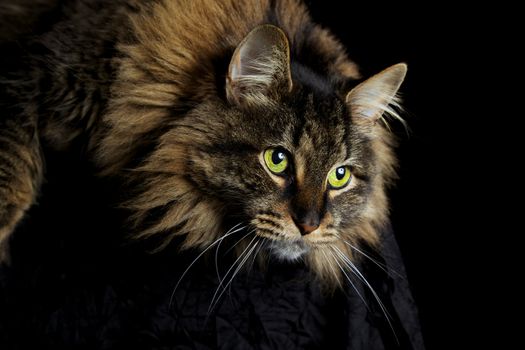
(340, 238, 403, 278)
(217, 228, 256, 286)
(227, 239, 260, 290)
(208, 235, 257, 313)
(168, 225, 245, 308)
(323, 249, 369, 309)
(222, 227, 256, 257)
(333, 247, 389, 315)
(332, 246, 399, 344)
(248, 237, 266, 271)
(215, 223, 246, 283)
(226, 237, 261, 302)
(208, 238, 259, 314)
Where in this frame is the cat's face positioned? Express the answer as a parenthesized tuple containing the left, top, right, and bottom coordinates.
(122, 24, 406, 285)
(186, 91, 374, 264)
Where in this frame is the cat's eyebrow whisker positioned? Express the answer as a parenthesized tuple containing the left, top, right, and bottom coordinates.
(338, 236, 404, 279)
(331, 246, 399, 344)
(168, 224, 246, 309)
(208, 237, 259, 315)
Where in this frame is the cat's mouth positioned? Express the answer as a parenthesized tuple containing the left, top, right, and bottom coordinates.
(266, 238, 310, 261)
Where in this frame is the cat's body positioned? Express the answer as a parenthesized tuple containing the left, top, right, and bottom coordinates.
(0, 0, 406, 287)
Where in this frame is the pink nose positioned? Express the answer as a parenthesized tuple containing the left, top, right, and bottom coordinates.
(297, 222, 319, 235)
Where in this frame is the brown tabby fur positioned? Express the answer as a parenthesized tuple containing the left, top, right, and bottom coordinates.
(0, 0, 405, 288)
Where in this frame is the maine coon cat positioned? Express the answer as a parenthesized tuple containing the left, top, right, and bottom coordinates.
(0, 0, 406, 289)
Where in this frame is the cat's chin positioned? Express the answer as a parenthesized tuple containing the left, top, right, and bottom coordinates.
(267, 239, 310, 262)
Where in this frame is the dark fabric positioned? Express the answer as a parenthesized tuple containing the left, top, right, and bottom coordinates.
(0, 215, 424, 349)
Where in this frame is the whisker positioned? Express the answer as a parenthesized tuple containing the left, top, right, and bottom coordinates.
(222, 227, 256, 257)
(222, 237, 266, 309)
(216, 234, 258, 294)
(208, 238, 260, 314)
(217, 228, 257, 290)
(168, 224, 245, 309)
(322, 249, 369, 309)
(332, 247, 389, 315)
(248, 237, 266, 271)
(339, 238, 404, 279)
(215, 223, 246, 283)
(226, 238, 260, 294)
(208, 235, 257, 313)
(332, 246, 399, 344)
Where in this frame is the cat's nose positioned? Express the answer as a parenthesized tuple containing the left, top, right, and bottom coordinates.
(292, 214, 320, 236)
(297, 222, 319, 235)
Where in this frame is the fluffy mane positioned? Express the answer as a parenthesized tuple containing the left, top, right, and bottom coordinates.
(91, 0, 400, 286)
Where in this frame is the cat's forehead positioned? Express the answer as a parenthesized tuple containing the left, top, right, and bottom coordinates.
(233, 89, 354, 167)
(283, 91, 349, 162)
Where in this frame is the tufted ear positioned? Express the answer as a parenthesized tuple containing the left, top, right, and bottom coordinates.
(346, 63, 407, 125)
(226, 24, 293, 106)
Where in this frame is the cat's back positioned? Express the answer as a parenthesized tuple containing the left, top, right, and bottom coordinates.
(0, 0, 143, 149)
(2, 0, 359, 151)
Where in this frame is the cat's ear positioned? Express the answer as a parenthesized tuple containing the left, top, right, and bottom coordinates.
(345, 63, 407, 125)
(226, 24, 293, 106)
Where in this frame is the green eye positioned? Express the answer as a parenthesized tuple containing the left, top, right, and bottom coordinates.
(328, 166, 352, 189)
(263, 148, 289, 174)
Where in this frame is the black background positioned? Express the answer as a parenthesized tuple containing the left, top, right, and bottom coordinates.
(306, 1, 503, 349)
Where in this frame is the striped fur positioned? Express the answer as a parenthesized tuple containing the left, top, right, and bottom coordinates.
(0, 0, 406, 288)
(0, 116, 43, 262)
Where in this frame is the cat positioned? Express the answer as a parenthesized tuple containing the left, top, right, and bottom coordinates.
(0, 0, 406, 289)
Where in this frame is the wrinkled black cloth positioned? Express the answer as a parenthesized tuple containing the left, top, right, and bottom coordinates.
(0, 225, 423, 349)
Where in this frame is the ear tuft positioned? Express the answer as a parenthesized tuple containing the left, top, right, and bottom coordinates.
(226, 24, 292, 106)
(346, 63, 407, 125)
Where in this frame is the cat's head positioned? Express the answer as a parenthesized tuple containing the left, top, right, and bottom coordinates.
(123, 25, 406, 287)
